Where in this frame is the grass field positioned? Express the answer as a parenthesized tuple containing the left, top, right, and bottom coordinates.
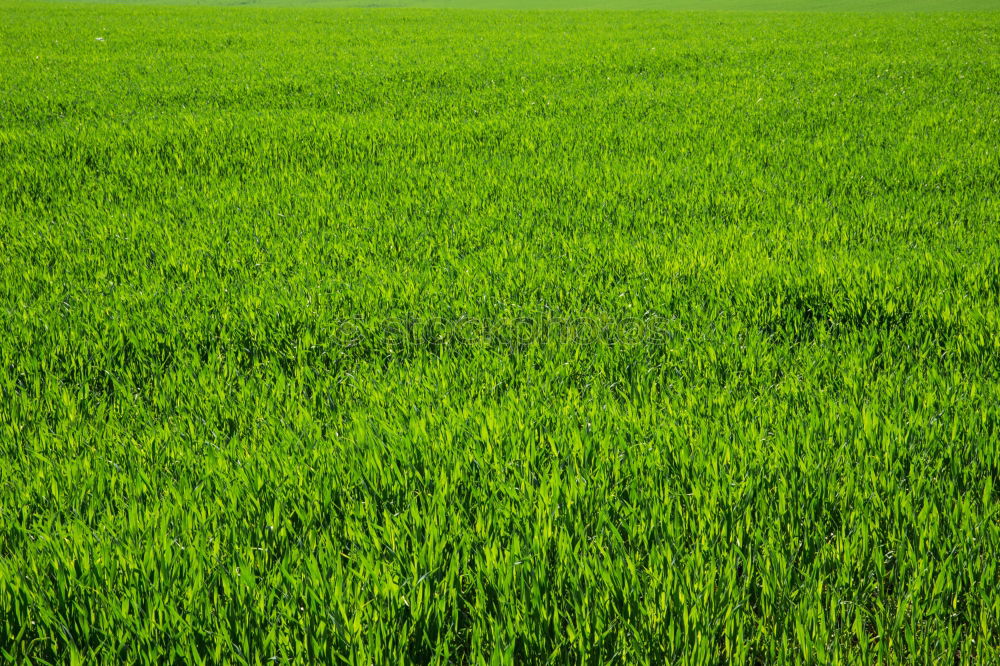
(24, 0, 1000, 9)
(3, 1, 1000, 663)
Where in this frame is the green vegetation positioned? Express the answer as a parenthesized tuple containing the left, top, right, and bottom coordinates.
(25, 0, 1000, 10)
(2, 2, 1000, 663)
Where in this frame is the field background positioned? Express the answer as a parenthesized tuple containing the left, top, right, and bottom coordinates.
(2, 0, 1000, 664)
(18, 0, 1000, 9)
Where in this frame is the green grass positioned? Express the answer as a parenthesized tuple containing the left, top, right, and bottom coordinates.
(21, 0, 1000, 10)
(3, 2, 1000, 663)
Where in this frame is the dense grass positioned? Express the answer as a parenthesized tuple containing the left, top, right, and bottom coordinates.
(27, 0, 1000, 10)
(3, 3, 1000, 663)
